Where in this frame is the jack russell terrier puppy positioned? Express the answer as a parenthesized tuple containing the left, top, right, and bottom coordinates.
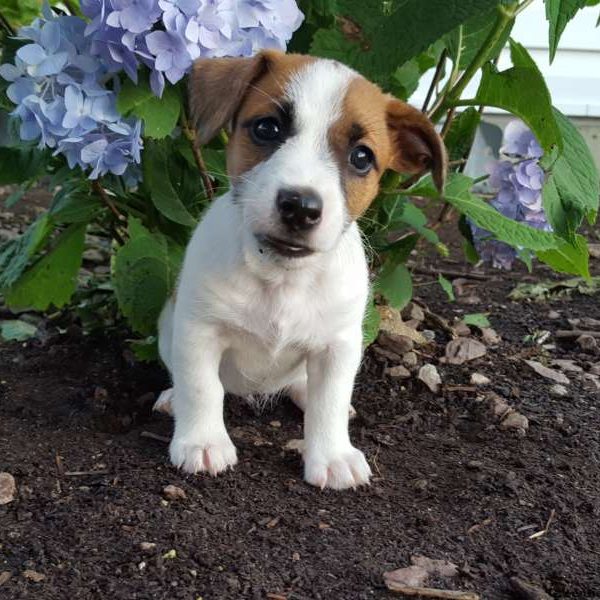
(155, 50, 446, 490)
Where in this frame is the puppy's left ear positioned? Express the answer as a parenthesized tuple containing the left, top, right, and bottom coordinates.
(386, 99, 447, 192)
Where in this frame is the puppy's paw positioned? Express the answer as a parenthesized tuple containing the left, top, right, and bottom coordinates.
(169, 432, 237, 476)
(304, 446, 371, 490)
(153, 388, 174, 415)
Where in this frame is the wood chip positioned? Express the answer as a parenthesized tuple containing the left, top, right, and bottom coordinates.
(283, 439, 304, 453)
(384, 583, 479, 599)
(22, 569, 45, 583)
(0, 572, 11, 586)
(510, 576, 554, 600)
(550, 359, 583, 373)
(0, 472, 16, 505)
(524, 360, 570, 385)
(411, 555, 458, 578)
(384, 565, 429, 588)
(443, 338, 487, 365)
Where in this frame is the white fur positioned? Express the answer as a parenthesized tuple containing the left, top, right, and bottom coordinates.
(158, 60, 372, 489)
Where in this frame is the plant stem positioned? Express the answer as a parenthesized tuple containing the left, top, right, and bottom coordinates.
(430, 3, 517, 123)
(514, 0, 535, 17)
(92, 180, 126, 245)
(421, 49, 448, 113)
(180, 112, 215, 201)
(0, 11, 15, 35)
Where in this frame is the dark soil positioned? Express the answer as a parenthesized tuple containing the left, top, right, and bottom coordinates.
(1, 210, 600, 599)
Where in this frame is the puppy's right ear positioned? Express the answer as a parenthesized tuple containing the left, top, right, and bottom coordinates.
(188, 53, 271, 144)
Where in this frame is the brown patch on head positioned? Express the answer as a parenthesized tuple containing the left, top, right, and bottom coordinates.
(329, 78, 447, 219)
(188, 50, 315, 179)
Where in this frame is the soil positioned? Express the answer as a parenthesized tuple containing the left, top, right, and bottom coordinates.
(1, 201, 600, 599)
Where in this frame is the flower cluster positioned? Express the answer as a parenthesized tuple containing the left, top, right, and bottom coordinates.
(0, 5, 143, 180)
(471, 120, 549, 269)
(1, 1, 303, 180)
(81, 0, 304, 97)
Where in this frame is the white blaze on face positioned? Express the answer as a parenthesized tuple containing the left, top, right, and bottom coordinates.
(240, 59, 357, 255)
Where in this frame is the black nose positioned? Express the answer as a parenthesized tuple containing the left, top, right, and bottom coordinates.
(276, 188, 323, 232)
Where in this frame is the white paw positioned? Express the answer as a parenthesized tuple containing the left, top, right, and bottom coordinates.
(169, 432, 237, 476)
(304, 446, 372, 490)
(153, 388, 174, 415)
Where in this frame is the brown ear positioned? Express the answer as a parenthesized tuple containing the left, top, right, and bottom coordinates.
(386, 99, 447, 192)
(188, 51, 277, 144)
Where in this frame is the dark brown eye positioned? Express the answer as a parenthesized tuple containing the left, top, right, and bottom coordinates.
(251, 117, 282, 144)
(349, 145, 375, 174)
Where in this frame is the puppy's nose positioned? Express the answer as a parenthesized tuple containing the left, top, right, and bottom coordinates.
(276, 188, 323, 231)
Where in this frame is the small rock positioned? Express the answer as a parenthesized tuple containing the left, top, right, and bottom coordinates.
(500, 412, 529, 436)
(581, 317, 600, 330)
(590, 363, 600, 376)
(0, 472, 16, 505)
(162, 549, 177, 560)
(0, 572, 11, 586)
(385, 365, 411, 379)
(162, 485, 186, 501)
(487, 393, 512, 419)
(401, 302, 425, 322)
(404, 318, 421, 330)
(582, 373, 600, 391)
(138, 561, 147, 571)
(384, 565, 428, 588)
(466, 460, 483, 470)
(292, 552, 300, 561)
(82, 248, 105, 264)
(470, 373, 491, 386)
(22, 570, 45, 583)
(510, 576, 554, 600)
(269, 420, 281, 428)
(589, 243, 600, 259)
(139, 542, 157, 553)
(547, 310, 561, 320)
(549, 384, 568, 397)
(378, 332, 414, 355)
(481, 328, 502, 345)
(444, 338, 487, 365)
(577, 334, 598, 352)
(524, 360, 570, 385)
(453, 321, 472, 337)
(402, 351, 418, 369)
(458, 294, 482, 305)
(284, 439, 304, 453)
(418, 364, 441, 394)
(372, 346, 403, 362)
(551, 359, 583, 373)
(411, 555, 458, 578)
(421, 329, 436, 342)
(567, 318, 581, 328)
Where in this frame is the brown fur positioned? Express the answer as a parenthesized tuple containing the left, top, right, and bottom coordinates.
(189, 53, 446, 219)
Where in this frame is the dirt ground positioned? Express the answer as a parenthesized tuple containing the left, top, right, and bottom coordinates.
(1, 202, 600, 599)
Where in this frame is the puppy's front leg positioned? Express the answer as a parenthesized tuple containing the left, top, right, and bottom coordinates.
(169, 321, 237, 476)
(303, 332, 371, 490)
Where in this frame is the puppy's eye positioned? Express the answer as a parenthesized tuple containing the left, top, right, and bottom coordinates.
(349, 145, 375, 175)
(251, 117, 282, 144)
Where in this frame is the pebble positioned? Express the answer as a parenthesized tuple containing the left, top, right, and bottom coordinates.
(453, 321, 471, 337)
(402, 351, 418, 369)
(590, 363, 600, 376)
(470, 373, 491, 386)
(547, 310, 561, 320)
(577, 334, 598, 352)
(418, 364, 441, 393)
(385, 365, 411, 379)
(0, 572, 11, 586)
(401, 302, 425, 322)
(0, 472, 16, 505)
(550, 384, 568, 397)
(139, 542, 157, 553)
(162, 485, 186, 501)
(378, 332, 414, 354)
(22, 570, 45, 582)
(499, 412, 529, 436)
(422, 329, 436, 342)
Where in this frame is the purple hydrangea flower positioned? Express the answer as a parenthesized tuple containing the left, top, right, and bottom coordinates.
(0, 6, 143, 180)
(471, 120, 549, 270)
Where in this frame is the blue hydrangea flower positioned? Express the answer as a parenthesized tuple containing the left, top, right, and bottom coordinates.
(470, 120, 549, 269)
(0, 6, 143, 180)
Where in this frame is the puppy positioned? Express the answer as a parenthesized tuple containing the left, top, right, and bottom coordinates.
(156, 51, 446, 490)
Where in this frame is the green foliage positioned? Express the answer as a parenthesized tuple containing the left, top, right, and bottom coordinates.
(462, 313, 491, 328)
(112, 218, 183, 335)
(117, 75, 181, 139)
(376, 263, 413, 310)
(5, 223, 87, 311)
(438, 274, 455, 301)
(0, 319, 38, 342)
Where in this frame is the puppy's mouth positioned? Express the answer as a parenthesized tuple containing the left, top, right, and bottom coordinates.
(256, 234, 315, 258)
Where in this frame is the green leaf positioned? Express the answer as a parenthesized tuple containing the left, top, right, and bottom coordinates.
(130, 336, 159, 362)
(390, 202, 440, 245)
(463, 41, 561, 154)
(462, 313, 490, 328)
(444, 107, 481, 162)
(117, 74, 180, 139)
(390, 42, 444, 100)
(0, 214, 53, 289)
(5, 223, 87, 311)
(113, 218, 183, 335)
(446, 9, 513, 69)
(310, 0, 499, 85)
(437, 274, 455, 301)
(545, 0, 594, 62)
(536, 234, 590, 277)
(0, 145, 49, 185)
(49, 184, 103, 223)
(376, 264, 413, 310)
(543, 109, 600, 237)
(362, 296, 381, 348)
(143, 139, 197, 227)
(0, 319, 38, 342)
(444, 188, 560, 252)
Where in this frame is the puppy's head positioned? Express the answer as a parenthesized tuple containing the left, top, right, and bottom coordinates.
(189, 51, 446, 261)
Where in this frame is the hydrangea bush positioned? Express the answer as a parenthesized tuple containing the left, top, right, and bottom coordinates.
(0, 0, 598, 350)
